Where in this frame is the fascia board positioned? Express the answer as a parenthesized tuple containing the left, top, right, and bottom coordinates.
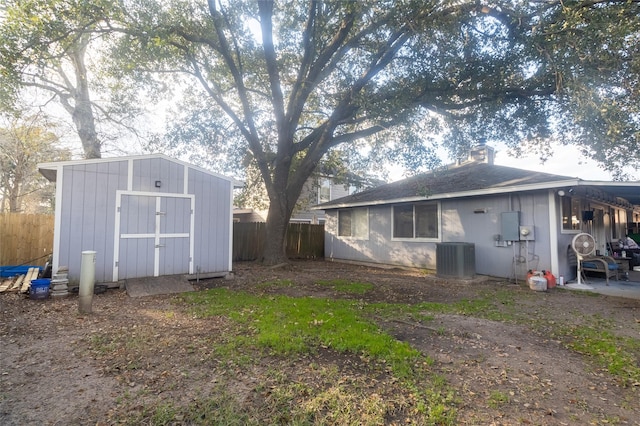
(38, 153, 241, 185)
(316, 179, 582, 210)
(580, 180, 640, 188)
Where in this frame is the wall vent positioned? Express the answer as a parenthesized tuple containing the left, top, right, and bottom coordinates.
(436, 242, 476, 279)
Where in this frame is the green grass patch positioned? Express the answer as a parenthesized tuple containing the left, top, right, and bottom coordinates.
(184, 289, 421, 378)
(315, 278, 374, 294)
(561, 324, 640, 386)
(181, 288, 457, 424)
(255, 278, 294, 289)
(365, 289, 519, 323)
(361, 288, 640, 387)
(487, 390, 510, 408)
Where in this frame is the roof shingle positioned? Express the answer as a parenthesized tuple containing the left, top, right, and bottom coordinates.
(317, 162, 578, 209)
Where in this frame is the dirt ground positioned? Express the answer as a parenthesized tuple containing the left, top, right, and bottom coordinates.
(1, 260, 639, 425)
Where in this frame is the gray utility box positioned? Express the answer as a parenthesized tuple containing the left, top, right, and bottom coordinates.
(436, 242, 476, 279)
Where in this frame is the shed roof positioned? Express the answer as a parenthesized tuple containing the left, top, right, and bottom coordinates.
(38, 153, 244, 188)
(316, 161, 640, 209)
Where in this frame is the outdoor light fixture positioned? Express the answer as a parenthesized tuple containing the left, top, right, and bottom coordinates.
(557, 190, 566, 196)
(155, 180, 162, 188)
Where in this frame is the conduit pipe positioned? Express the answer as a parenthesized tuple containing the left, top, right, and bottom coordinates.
(78, 251, 96, 314)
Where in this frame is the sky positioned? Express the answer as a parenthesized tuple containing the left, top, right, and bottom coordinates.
(385, 142, 622, 183)
(491, 143, 615, 181)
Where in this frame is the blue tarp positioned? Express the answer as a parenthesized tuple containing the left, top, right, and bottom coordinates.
(0, 266, 42, 278)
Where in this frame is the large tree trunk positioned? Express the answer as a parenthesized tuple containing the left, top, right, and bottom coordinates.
(72, 100, 101, 159)
(8, 193, 20, 212)
(58, 33, 101, 159)
(262, 195, 293, 265)
(71, 36, 101, 159)
(8, 182, 20, 212)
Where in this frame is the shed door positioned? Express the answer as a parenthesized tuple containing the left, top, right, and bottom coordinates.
(116, 194, 193, 280)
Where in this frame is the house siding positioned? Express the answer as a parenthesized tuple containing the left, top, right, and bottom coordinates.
(326, 191, 554, 279)
(291, 177, 358, 223)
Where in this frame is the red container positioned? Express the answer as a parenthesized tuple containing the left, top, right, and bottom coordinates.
(543, 270, 556, 289)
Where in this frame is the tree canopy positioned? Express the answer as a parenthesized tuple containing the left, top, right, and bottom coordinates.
(0, 0, 145, 158)
(110, 0, 640, 262)
(4, 0, 640, 261)
(0, 113, 70, 213)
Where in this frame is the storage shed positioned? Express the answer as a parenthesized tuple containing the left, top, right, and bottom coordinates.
(38, 154, 239, 284)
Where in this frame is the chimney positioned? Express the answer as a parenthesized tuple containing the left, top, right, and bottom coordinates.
(468, 140, 495, 165)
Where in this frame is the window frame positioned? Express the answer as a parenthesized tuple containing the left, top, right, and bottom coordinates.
(560, 195, 581, 233)
(337, 207, 369, 240)
(391, 202, 440, 241)
(318, 178, 331, 204)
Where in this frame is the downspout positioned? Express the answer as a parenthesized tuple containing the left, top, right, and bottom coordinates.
(548, 190, 560, 276)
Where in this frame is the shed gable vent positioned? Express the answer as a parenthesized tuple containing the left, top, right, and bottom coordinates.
(436, 242, 476, 279)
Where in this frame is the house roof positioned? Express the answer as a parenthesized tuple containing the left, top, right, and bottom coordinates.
(38, 153, 244, 188)
(315, 161, 640, 209)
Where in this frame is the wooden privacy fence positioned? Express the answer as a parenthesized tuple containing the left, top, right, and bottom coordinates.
(233, 222, 324, 261)
(0, 216, 322, 266)
(0, 214, 54, 266)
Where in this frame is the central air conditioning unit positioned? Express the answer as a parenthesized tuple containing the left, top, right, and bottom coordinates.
(436, 242, 476, 279)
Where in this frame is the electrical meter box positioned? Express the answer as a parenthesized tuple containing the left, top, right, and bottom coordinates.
(501, 211, 521, 241)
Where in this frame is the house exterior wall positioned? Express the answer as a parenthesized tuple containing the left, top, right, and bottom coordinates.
(291, 177, 355, 223)
(55, 156, 232, 284)
(325, 191, 554, 279)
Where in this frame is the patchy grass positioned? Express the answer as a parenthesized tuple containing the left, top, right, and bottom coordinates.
(365, 289, 640, 387)
(555, 324, 640, 386)
(181, 288, 457, 425)
(82, 268, 639, 426)
(255, 278, 294, 289)
(487, 390, 510, 409)
(366, 289, 520, 323)
(315, 278, 374, 294)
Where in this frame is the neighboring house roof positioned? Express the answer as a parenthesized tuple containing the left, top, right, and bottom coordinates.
(315, 161, 640, 209)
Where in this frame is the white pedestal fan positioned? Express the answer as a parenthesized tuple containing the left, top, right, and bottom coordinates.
(572, 233, 596, 285)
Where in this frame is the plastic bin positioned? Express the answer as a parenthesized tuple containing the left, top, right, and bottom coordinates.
(30, 278, 51, 300)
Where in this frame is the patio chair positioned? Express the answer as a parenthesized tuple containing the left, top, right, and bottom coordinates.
(581, 255, 619, 286)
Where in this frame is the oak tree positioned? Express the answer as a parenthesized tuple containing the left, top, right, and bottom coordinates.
(22, 1, 640, 262)
(0, 0, 142, 159)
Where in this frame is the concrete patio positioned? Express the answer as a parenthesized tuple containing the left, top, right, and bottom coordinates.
(563, 269, 640, 300)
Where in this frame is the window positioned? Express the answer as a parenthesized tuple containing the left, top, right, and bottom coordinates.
(393, 203, 439, 239)
(561, 196, 580, 231)
(338, 208, 368, 238)
(318, 178, 331, 204)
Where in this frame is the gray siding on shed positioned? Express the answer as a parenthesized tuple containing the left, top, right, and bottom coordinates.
(53, 155, 232, 284)
(58, 161, 128, 283)
(133, 157, 185, 193)
(189, 168, 232, 274)
(325, 191, 553, 279)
